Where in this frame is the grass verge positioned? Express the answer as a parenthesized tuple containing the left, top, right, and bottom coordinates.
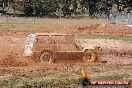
(79, 34, 132, 43)
(0, 23, 71, 30)
(0, 64, 131, 87)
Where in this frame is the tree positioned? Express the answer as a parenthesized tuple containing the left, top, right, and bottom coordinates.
(1, 0, 9, 13)
(23, 0, 33, 16)
(127, 0, 132, 12)
(88, 0, 98, 17)
(2, 0, 130, 18)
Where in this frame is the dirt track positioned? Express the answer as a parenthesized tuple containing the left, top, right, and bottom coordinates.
(0, 24, 132, 67)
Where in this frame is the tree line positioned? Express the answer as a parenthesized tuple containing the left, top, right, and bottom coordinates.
(0, 0, 132, 17)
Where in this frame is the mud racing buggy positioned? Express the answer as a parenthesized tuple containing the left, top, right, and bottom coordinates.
(24, 33, 101, 63)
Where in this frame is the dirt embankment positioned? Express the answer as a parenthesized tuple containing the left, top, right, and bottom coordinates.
(97, 24, 132, 35)
(0, 24, 132, 36)
(73, 24, 132, 35)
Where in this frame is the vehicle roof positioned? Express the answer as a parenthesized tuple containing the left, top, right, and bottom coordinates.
(35, 33, 74, 36)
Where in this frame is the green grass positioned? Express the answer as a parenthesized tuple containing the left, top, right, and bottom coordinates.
(0, 64, 131, 87)
(95, 23, 102, 27)
(0, 23, 71, 30)
(0, 24, 27, 29)
(0, 77, 78, 88)
(79, 34, 132, 43)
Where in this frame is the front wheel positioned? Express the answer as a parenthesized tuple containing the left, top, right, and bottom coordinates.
(83, 50, 96, 62)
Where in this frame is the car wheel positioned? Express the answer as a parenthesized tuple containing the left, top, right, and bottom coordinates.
(40, 51, 51, 62)
(83, 50, 96, 62)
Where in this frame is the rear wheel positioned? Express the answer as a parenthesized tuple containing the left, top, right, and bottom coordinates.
(40, 50, 54, 63)
(83, 50, 96, 62)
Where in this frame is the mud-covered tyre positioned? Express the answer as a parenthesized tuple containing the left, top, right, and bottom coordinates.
(83, 50, 96, 62)
(40, 51, 54, 63)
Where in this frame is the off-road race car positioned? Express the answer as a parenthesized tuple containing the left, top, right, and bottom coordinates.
(24, 33, 101, 63)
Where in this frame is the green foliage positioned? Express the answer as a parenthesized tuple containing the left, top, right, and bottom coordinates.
(21, 0, 88, 17)
(1, 0, 132, 17)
